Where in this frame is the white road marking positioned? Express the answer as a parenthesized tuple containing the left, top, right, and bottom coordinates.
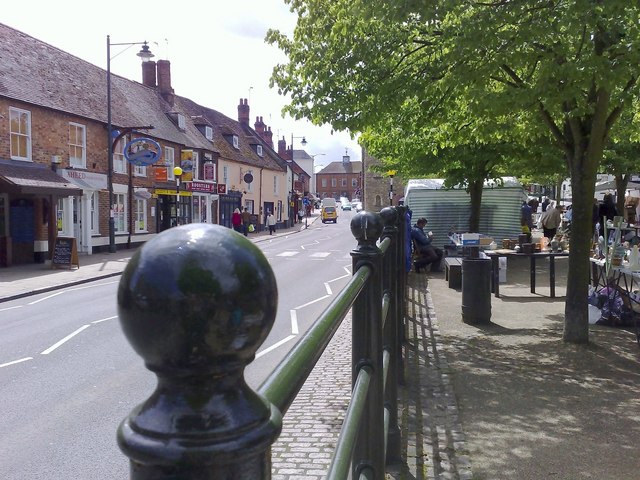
(294, 295, 331, 310)
(0, 305, 23, 312)
(41, 325, 91, 355)
(290, 310, 299, 334)
(255, 335, 296, 359)
(28, 292, 65, 305)
(277, 251, 300, 257)
(91, 316, 117, 324)
(310, 252, 331, 258)
(324, 283, 332, 295)
(28, 281, 119, 305)
(0, 357, 33, 368)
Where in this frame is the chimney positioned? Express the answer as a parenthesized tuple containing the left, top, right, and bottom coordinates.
(157, 60, 174, 106)
(142, 60, 157, 87)
(238, 98, 250, 126)
(265, 126, 274, 149)
(277, 136, 287, 158)
(254, 116, 265, 134)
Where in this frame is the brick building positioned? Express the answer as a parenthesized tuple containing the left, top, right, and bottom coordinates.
(0, 23, 292, 265)
(316, 151, 363, 201)
(362, 148, 406, 212)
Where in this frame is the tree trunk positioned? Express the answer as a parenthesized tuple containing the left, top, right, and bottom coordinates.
(468, 180, 484, 233)
(563, 163, 594, 344)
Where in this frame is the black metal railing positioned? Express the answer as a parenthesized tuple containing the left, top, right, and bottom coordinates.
(116, 206, 408, 479)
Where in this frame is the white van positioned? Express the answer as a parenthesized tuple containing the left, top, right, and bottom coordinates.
(321, 198, 337, 208)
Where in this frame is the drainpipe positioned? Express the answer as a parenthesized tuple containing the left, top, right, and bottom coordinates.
(259, 167, 264, 230)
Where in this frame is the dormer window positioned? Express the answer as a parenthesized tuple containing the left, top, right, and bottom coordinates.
(257, 145, 263, 156)
(205, 126, 213, 140)
(232, 135, 239, 149)
(177, 114, 186, 130)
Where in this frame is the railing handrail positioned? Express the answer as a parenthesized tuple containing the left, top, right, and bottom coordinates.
(258, 264, 370, 413)
(116, 206, 408, 479)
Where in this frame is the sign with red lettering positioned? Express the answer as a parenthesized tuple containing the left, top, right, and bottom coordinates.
(185, 181, 216, 194)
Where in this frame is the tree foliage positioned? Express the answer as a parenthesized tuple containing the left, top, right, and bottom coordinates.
(268, 0, 640, 343)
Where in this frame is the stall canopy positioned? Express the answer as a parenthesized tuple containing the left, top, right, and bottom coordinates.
(594, 180, 640, 192)
(0, 159, 82, 196)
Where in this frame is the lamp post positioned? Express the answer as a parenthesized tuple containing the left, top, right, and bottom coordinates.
(387, 170, 397, 206)
(173, 166, 183, 226)
(107, 35, 154, 252)
(289, 134, 308, 226)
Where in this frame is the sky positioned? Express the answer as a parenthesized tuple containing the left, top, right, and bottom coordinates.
(2, 0, 360, 168)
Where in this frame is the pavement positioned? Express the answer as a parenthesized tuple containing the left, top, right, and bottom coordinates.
(2, 221, 639, 479)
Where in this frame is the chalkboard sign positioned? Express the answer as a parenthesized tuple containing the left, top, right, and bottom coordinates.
(52, 237, 79, 269)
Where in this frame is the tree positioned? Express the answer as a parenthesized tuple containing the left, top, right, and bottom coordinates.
(268, 0, 640, 343)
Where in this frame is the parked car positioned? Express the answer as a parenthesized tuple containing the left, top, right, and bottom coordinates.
(342, 202, 352, 211)
(321, 206, 338, 223)
(353, 201, 363, 212)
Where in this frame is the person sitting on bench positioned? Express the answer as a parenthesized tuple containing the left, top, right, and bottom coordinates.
(411, 217, 443, 273)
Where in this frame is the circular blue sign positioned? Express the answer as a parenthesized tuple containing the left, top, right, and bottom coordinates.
(124, 138, 162, 166)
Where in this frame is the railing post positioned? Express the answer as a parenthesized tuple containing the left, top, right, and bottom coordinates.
(379, 207, 402, 466)
(396, 205, 409, 384)
(116, 224, 282, 479)
(350, 211, 385, 478)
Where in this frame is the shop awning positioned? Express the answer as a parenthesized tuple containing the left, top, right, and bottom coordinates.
(0, 159, 82, 196)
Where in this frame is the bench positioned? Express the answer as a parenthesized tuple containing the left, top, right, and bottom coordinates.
(444, 257, 463, 289)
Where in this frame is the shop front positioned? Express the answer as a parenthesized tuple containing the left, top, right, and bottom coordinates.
(0, 159, 82, 266)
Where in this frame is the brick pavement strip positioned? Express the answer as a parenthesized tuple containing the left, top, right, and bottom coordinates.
(270, 272, 471, 480)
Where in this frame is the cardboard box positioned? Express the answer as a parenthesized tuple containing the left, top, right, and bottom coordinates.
(461, 233, 480, 245)
(479, 237, 494, 246)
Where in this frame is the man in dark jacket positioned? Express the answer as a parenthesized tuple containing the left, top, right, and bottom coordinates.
(411, 218, 443, 272)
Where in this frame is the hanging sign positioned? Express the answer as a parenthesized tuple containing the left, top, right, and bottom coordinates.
(124, 138, 162, 166)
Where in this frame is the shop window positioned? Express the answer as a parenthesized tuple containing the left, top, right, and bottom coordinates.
(135, 198, 147, 232)
(69, 122, 86, 168)
(114, 193, 127, 233)
(10, 107, 31, 161)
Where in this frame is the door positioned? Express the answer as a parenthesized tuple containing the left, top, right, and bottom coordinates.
(72, 196, 83, 252)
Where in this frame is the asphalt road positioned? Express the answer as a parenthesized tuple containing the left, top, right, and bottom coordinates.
(0, 211, 357, 479)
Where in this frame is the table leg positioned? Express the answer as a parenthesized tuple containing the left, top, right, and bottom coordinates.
(530, 255, 536, 294)
(550, 255, 556, 298)
(491, 255, 500, 297)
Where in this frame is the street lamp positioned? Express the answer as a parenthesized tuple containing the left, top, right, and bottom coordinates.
(387, 170, 397, 206)
(289, 134, 308, 226)
(173, 166, 183, 226)
(107, 35, 154, 252)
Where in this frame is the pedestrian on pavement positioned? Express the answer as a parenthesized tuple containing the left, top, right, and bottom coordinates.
(520, 201, 534, 241)
(540, 204, 563, 240)
(232, 208, 243, 233)
(241, 207, 252, 236)
(411, 217, 443, 273)
(266, 211, 277, 235)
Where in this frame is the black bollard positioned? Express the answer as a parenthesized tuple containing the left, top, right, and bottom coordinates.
(461, 257, 492, 324)
(117, 224, 282, 479)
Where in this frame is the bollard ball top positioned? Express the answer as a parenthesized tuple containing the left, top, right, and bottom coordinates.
(117, 224, 278, 373)
(379, 206, 398, 226)
(350, 210, 383, 244)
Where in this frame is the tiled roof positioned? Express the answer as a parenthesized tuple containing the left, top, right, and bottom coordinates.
(177, 96, 286, 172)
(317, 161, 363, 175)
(0, 23, 212, 151)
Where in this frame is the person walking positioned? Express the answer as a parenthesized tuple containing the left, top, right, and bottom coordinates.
(266, 211, 277, 235)
(541, 204, 563, 240)
(231, 208, 243, 233)
(241, 207, 252, 236)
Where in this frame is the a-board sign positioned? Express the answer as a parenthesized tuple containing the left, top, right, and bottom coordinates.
(52, 236, 79, 269)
